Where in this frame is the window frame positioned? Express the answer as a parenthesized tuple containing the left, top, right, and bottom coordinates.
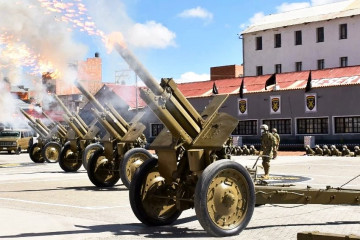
(333, 116, 360, 134)
(295, 61, 302, 72)
(295, 30, 302, 45)
(256, 66, 263, 76)
(317, 59, 325, 70)
(295, 117, 329, 135)
(340, 56, 348, 67)
(316, 27, 324, 43)
(256, 36, 262, 50)
(275, 64, 282, 74)
(274, 33, 281, 48)
(150, 123, 164, 137)
(262, 118, 292, 135)
(232, 120, 258, 136)
(339, 23, 347, 40)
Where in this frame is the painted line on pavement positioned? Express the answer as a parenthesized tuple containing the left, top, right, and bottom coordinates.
(0, 197, 130, 210)
(0, 176, 87, 184)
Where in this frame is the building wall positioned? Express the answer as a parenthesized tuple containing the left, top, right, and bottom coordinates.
(243, 15, 360, 76)
(210, 65, 243, 80)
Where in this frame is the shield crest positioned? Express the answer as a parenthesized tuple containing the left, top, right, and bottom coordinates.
(239, 100, 247, 114)
(306, 95, 316, 110)
(271, 97, 280, 112)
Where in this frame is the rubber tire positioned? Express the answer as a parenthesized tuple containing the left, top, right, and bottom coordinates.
(87, 148, 120, 187)
(82, 143, 103, 171)
(29, 143, 45, 163)
(129, 157, 182, 226)
(194, 159, 255, 237)
(59, 142, 82, 172)
(120, 148, 152, 189)
(42, 142, 62, 163)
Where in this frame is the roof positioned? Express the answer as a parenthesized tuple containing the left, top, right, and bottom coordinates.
(104, 83, 147, 109)
(242, 0, 360, 34)
(177, 65, 360, 98)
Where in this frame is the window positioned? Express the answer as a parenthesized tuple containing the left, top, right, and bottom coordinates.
(232, 120, 258, 135)
(339, 24, 347, 39)
(316, 27, 324, 42)
(256, 66, 263, 76)
(335, 117, 360, 133)
(340, 57, 348, 67)
(274, 33, 281, 48)
(275, 64, 282, 74)
(295, 30, 302, 45)
(295, 62, 302, 72)
(151, 123, 164, 137)
(263, 119, 291, 134)
(317, 59, 325, 70)
(297, 118, 328, 134)
(256, 36, 262, 50)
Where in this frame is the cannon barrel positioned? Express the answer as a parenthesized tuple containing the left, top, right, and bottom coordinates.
(42, 111, 67, 136)
(19, 109, 50, 137)
(114, 44, 202, 139)
(91, 108, 122, 141)
(73, 80, 104, 112)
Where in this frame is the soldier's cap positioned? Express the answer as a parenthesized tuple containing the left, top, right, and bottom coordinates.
(323, 145, 328, 148)
(343, 145, 347, 148)
(315, 145, 319, 148)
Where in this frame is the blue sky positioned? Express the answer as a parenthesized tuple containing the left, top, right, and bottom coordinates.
(0, 0, 346, 87)
(77, 0, 345, 85)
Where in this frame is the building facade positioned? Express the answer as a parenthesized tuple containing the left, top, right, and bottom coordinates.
(242, 0, 360, 76)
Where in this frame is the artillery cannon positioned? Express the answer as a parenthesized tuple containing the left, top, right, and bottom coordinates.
(20, 108, 67, 163)
(115, 44, 360, 237)
(52, 94, 102, 172)
(74, 80, 151, 188)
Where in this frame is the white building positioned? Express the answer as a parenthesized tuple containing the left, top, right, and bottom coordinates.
(241, 0, 360, 76)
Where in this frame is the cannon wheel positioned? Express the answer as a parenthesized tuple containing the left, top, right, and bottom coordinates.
(194, 159, 255, 237)
(120, 148, 152, 189)
(42, 142, 62, 163)
(59, 142, 82, 172)
(87, 149, 120, 187)
(82, 143, 103, 170)
(29, 143, 45, 163)
(129, 157, 182, 226)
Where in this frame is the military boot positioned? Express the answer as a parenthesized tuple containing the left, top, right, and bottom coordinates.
(262, 162, 270, 179)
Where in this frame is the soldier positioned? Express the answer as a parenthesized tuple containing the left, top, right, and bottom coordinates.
(314, 145, 323, 156)
(272, 128, 280, 159)
(235, 146, 243, 155)
(354, 146, 360, 157)
(305, 145, 315, 156)
(242, 145, 250, 155)
(249, 145, 259, 155)
(342, 145, 354, 157)
(322, 145, 331, 156)
(330, 145, 342, 156)
(259, 124, 275, 179)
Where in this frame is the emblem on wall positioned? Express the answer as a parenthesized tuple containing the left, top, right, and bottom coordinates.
(238, 99, 248, 115)
(305, 93, 317, 112)
(270, 96, 281, 114)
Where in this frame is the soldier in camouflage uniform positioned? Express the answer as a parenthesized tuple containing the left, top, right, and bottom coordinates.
(341, 145, 354, 157)
(260, 124, 275, 179)
(242, 145, 250, 155)
(314, 145, 323, 156)
(235, 146, 243, 155)
(249, 145, 259, 155)
(272, 128, 280, 159)
(322, 145, 331, 156)
(354, 146, 360, 157)
(305, 145, 315, 156)
(330, 145, 342, 156)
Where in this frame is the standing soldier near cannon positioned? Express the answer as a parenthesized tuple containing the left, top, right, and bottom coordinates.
(272, 128, 280, 159)
(260, 124, 275, 179)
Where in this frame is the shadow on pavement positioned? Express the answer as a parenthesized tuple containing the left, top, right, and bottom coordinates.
(246, 220, 360, 230)
(0, 216, 207, 239)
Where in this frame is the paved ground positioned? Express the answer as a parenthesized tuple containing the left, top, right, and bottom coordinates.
(0, 152, 359, 240)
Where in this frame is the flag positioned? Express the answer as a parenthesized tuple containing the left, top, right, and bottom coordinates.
(265, 73, 276, 90)
(212, 82, 218, 94)
(239, 78, 244, 98)
(305, 70, 312, 92)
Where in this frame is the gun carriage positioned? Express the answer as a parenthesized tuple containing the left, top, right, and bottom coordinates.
(115, 44, 360, 237)
(20, 108, 67, 163)
(74, 81, 151, 188)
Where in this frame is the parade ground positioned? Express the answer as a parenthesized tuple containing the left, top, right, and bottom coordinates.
(0, 152, 359, 240)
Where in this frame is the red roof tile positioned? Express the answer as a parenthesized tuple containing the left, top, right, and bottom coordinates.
(177, 65, 360, 98)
